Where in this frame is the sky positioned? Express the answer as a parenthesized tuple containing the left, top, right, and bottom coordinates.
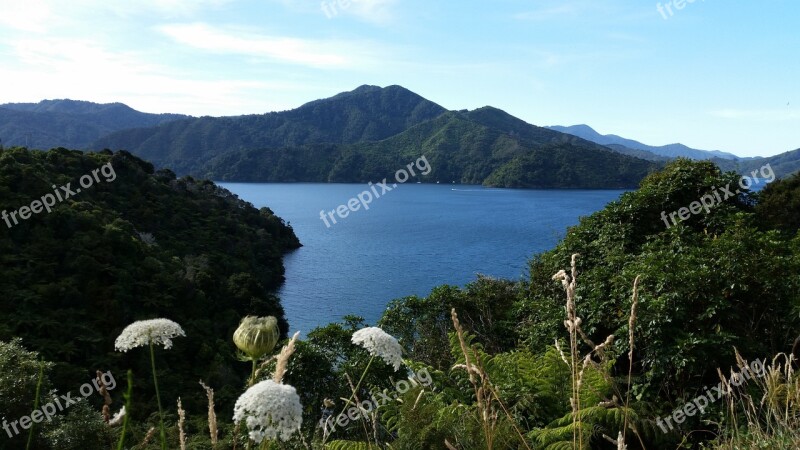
(0, 0, 797, 157)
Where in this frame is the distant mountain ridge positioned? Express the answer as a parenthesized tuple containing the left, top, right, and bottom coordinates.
(0, 99, 188, 149)
(10, 86, 799, 187)
(93, 85, 448, 173)
(547, 124, 740, 160)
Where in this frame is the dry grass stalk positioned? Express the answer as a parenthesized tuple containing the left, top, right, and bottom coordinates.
(622, 276, 640, 442)
(552, 254, 584, 449)
(451, 308, 494, 449)
(552, 255, 644, 449)
(451, 308, 532, 450)
(177, 397, 187, 450)
(199, 380, 219, 447)
(96, 370, 113, 423)
(138, 427, 156, 448)
(273, 331, 300, 384)
(714, 350, 799, 449)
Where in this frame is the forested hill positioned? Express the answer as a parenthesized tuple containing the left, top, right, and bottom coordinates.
(93, 85, 448, 173)
(0, 147, 300, 411)
(0, 99, 188, 149)
(90, 85, 658, 187)
(199, 106, 658, 188)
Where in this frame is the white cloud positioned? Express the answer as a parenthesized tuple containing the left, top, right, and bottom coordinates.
(157, 22, 379, 68)
(272, 0, 397, 24)
(0, 0, 53, 32)
(0, 36, 306, 115)
(99, 0, 234, 18)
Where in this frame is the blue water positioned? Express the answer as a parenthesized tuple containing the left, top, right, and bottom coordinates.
(219, 183, 626, 334)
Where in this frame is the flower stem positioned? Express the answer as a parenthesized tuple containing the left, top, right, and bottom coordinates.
(150, 341, 167, 450)
(249, 359, 258, 387)
(343, 356, 375, 411)
(116, 370, 133, 450)
(25, 360, 45, 450)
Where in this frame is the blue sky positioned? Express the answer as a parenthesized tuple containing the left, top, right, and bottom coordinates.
(0, 0, 797, 157)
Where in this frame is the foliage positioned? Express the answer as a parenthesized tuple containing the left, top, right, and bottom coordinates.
(755, 170, 800, 233)
(0, 147, 300, 419)
(517, 159, 800, 445)
(380, 277, 522, 371)
(0, 340, 112, 450)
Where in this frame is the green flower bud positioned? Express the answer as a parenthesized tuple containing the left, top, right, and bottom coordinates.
(233, 316, 280, 360)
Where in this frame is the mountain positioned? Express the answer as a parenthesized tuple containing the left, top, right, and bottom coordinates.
(0, 99, 187, 149)
(93, 85, 448, 173)
(198, 105, 658, 188)
(547, 124, 740, 160)
(92, 85, 661, 188)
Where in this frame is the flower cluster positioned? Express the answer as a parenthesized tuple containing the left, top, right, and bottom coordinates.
(352, 327, 403, 371)
(233, 380, 303, 443)
(114, 318, 186, 352)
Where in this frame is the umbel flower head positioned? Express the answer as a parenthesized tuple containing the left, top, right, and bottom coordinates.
(114, 318, 186, 352)
(233, 380, 302, 443)
(352, 327, 404, 371)
(233, 316, 280, 360)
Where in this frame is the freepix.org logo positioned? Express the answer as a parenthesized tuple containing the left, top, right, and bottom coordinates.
(319, 156, 431, 228)
(3, 371, 116, 438)
(2, 162, 117, 229)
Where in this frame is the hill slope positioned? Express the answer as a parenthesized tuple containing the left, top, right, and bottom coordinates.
(93, 85, 448, 173)
(0, 146, 300, 412)
(0, 99, 187, 149)
(199, 106, 659, 188)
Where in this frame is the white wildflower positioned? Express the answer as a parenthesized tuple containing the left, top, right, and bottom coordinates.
(114, 318, 186, 352)
(233, 380, 302, 443)
(108, 406, 126, 426)
(352, 327, 403, 371)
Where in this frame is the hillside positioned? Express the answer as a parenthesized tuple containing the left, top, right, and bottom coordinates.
(713, 147, 800, 178)
(548, 124, 740, 160)
(0, 147, 300, 416)
(198, 106, 658, 188)
(0, 99, 187, 149)
(91, 86, 658, 188)
(93, 85, 448, 173)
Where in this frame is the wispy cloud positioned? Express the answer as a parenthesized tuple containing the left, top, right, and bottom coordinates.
(338, 0, 397, 24)
(1, 36, 304, 115)
(710, 108, 800, 121)
(514, 4, 581, 21)
(273, 0, 397, 24)
(514, 1, 655, 23)
(0, 0, 54, 33)
(157, 22, 379, 68)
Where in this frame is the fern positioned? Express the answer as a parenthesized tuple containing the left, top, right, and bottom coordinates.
(326, 440, 374, 450)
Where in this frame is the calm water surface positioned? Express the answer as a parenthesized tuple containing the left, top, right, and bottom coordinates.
(219, 183, 625, 334)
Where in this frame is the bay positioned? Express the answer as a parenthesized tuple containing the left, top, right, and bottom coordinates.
(219, 183, 626, 334)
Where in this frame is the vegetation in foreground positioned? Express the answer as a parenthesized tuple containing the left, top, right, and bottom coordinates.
(1, 156, 800, 449)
